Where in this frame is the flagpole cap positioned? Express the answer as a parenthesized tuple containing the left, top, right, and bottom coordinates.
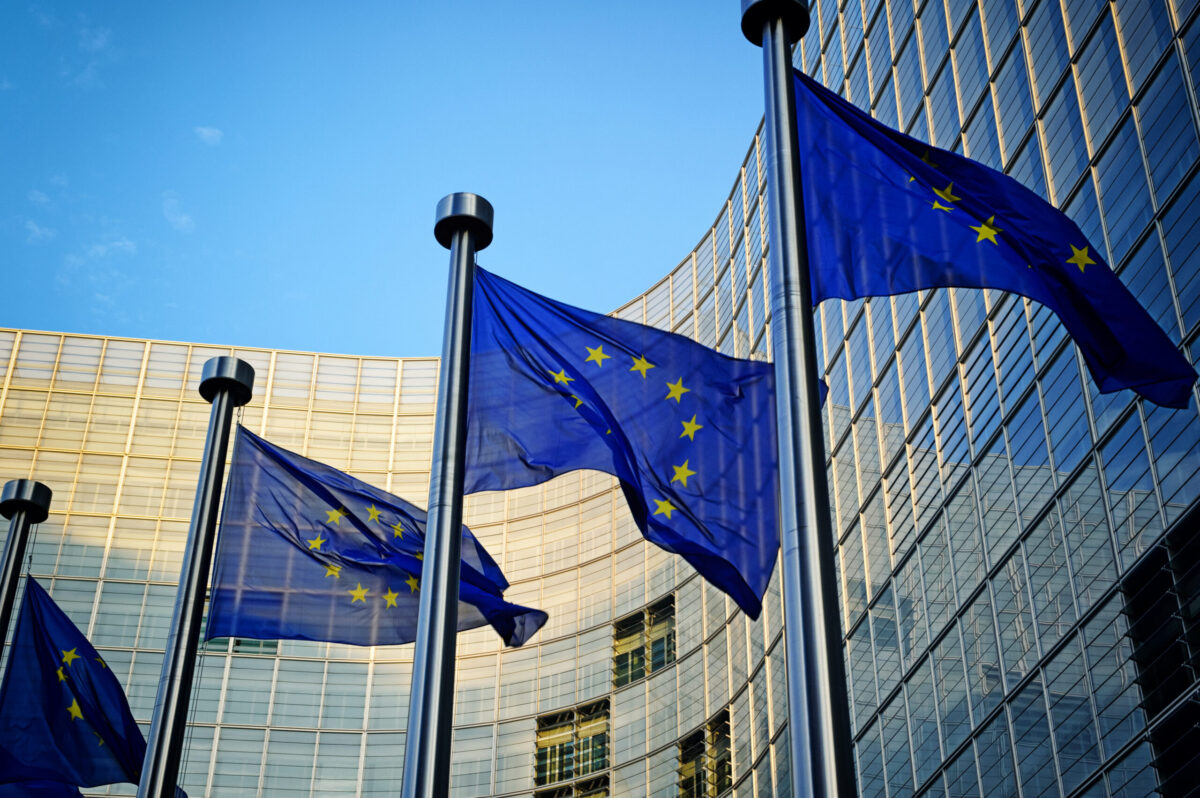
(434, 192, 494, 251)
(199, 356, 255, 407)
(741, 0, 810, 46)
(1, 479, 52, 524)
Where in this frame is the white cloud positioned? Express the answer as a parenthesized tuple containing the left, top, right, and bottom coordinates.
(78, 26, 111, 53)
(194, 126, 223, 146)
(161, 191, 195, 233)
(49, 174, 68, 188)
(86, 237, 136, 258)
(28, 189, 50, 207)
(24, 219, 56, 242)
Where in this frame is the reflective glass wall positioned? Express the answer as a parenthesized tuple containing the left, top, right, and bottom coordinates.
(787, 0, 1200, 794)
(3, 1, 1200, 796)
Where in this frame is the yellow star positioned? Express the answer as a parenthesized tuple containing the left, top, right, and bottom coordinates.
(326, 507, 346, 525)
(366, 504, 382, 522)
(970, 215, 1002, 244)
(680, 415, 703, 441)
(1066, 244, 1095, 273)
(932, 200, 953, 212)
(95, 657, 106, 669)
(415, 551, 424, 560)
(629, 355, 655, 378)
(671, 460, 697, 488)
(653, 498, 677, 519)
(93, 731, 105, 747)
(585, 345, 611, 367)
(569, 394, 584, 408)
(325, 563, 342, 578)
(392, 520, 404, 539)
(665, 378, 690, 402)
(307, 533, 326, 551)
(933, 183, 960, 204)
(382, 587, 400, 608)
(56, 667, 66, 683)
(61, 648, 80, 667)
(67, 698, 83, 721)
(349, 583, 368, 603)
(406, 574, 420, 593)
(548, 368, 574, 385)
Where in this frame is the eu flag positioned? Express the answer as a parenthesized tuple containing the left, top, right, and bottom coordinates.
(466, 268, 779, 617)
(0, 580, 152, 793)
(206, 426, 547, 647)
(793, 70, 1196, 408)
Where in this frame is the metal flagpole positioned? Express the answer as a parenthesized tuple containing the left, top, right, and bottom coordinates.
(138, 356, 254, 798)
(0, 479, 52, 656)
(402, 192, 493, 798)
(740, 1, 857, 795)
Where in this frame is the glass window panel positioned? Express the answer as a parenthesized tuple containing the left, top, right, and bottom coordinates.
(952, 9, 990, 115)
(907, 655, 942, 784)
(928, 64, 962, 148)
(1040, 350, 1091, 474)
(1045, 636, 1102, 793)
(919, 0, 950, 80)
(212, 727, 265, 794)
(1040, 78, 1089, 203)
(1025, 507, 1078, 650)
(1074, 12, 1127, 152)
(1100, 411, 1162, 570)
(313, 731, 361, 796)
(993, 44, 1034, 165)
(92, 581, 144, 647)
(993, 548, 1039, 682)
(857, 720, 888, 797)
(880, 691, 914, 795)
(962, 589, 1004, 719)
(1025, 0, 1071, 109)
(1083, 597, 1145, 756)
(1162, 173, 1200, 332)
(222, 656, 275, 726)
(975, 712, 1018, 797)
(1010, 677, 1057, 797)
(273, 659, 324, 727)
(12, 333, 60, 386)
(262, 730, 315, 797)
(1095, 118, 1152, 264)
(1138, 57, 1200, 204)
(1114, 0, 1174, 91)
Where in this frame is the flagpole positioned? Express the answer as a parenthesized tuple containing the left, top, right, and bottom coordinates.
(0, 479, 52, 655)
(741, 1, 856, 795)
(138, 356, 254, 798)
(402, 192, 493, 798)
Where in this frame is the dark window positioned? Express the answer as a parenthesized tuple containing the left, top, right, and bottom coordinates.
(677, 710, 733, 796)
(535, 700, 610, 788)
(614, 596, 676, 687)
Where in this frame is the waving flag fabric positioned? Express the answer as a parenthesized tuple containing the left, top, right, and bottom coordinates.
(0, 579, 179, 795)
(466, 267, 779, 617)
(793, 69, 1195, 407)
(206, 427, 547, 648)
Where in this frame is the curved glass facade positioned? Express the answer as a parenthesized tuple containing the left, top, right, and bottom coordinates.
(2, 1, 1200, 796)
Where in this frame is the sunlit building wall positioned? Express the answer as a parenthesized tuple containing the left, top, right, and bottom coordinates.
(3, 0, 1200, 796)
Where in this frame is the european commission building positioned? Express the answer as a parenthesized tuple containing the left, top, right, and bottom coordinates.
(3, 0, 1200, 795)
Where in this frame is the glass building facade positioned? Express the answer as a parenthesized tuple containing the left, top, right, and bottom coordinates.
(2, 0, 1200, 795)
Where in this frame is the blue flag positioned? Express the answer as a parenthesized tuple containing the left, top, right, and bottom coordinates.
(206, 426, 548, 647)
(465, 268, 779, 617)
(0, 580, 167, 794)
(794, 70, 1196, 408)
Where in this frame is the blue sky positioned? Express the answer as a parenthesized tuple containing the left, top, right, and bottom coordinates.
(1, 2, 764, 357)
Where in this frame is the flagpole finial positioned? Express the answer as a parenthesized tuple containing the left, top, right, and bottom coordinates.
(199, 356, 255, 407)
(434, 192, 494, 251)
(740, 0, 809, 46)
(0, 479, 52, 524)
